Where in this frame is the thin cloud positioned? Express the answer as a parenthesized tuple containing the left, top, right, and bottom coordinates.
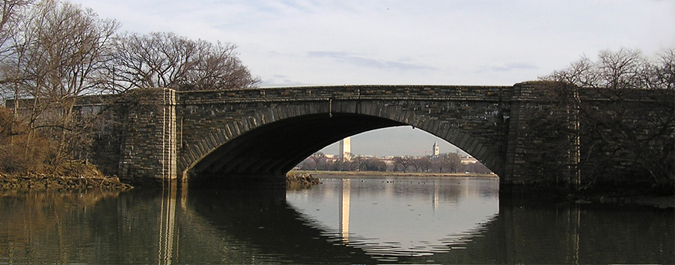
(308, 51, 436, 71)
(478, 63, 539, 73)
(261, 74, 305, 86)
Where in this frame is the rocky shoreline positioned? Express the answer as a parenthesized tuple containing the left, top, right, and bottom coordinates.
(0, 174, 133, 192)
(567, 193, 674, 209)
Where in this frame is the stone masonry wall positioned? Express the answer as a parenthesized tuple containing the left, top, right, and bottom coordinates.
(116, 88, 177, 185)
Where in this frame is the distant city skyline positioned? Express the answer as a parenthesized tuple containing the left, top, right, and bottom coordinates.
(320, 126, 467, 157)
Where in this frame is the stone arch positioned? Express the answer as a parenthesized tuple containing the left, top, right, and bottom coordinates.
(180, 100, 505, 182)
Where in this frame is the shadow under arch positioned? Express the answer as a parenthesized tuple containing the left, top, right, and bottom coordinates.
(188, 113, 404, 178)
(183, 101, 507, 185)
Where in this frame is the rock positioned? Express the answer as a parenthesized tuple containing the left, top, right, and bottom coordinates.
(286, 172, 321, 190)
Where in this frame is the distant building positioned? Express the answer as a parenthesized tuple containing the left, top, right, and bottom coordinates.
(339, 137, 351, 162)
(460, 155, 478, 164)
(324, 154, 338, 162)
(432, 142, 440, 157)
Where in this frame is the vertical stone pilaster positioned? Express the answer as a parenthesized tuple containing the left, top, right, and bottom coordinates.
(118, 88, 177, 185)
(567, 86, 581, 191)
(162, 88, 178, 179)
(503, 83, 530, 186)
(504, 82, 582, 189)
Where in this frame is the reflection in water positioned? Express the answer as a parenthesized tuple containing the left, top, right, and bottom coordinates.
(568, 204, 581, 264)
(339, 179, 350, 244)
(286, 176, 500, 260)
(158, 181, 178, 265)
(0, 177, 672, 264)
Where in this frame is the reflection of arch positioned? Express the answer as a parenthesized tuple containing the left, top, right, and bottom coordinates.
(184, 186, 502, 264)
(287, 177, 501, 260)
(182, 100, 506, 183)
(185, 187, 375, 264)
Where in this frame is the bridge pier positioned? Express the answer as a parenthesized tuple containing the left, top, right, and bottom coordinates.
(118, 88, 178, 186)
(502, 82, 582, 191)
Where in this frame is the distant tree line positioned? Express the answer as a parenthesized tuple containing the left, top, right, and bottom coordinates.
(299, 152, 492, 174)
(0, 0, 259, 176)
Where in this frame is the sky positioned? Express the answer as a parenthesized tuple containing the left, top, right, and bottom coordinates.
(69, 0, 675, 157)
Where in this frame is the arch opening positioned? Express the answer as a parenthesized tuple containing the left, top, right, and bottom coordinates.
(185, 111, 504, 185)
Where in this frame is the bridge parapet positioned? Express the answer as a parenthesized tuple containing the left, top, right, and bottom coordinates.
(178, 85, 514, 104)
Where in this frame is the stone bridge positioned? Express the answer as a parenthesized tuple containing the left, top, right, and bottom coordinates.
(87, 82, 671, 188)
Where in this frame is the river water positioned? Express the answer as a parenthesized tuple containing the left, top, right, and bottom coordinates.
(0, 175, 672, 264)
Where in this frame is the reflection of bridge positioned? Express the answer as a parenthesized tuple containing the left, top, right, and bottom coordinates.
(179, 183, 500, 263)
(2, 181, 671, 263)
(153, 183, 672, 264)
(88, 82, 671, 188)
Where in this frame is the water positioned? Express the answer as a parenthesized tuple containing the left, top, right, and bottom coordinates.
(0, 176, 672, 264)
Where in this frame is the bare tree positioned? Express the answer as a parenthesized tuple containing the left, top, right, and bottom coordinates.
(1, 0, 119, 166)
(544, 48, 675, 91)
(649, 49, 674, 90)
(362, 157, 386, 171)
(183, 40, 260, 91)
(103, 32, 259, 93)
(0, 0, 33, 108)
(309, 152, 326, 171)
(0, 0, 33, 57)
(0, 1, 262, 176)
(435, 153, 461, 173)
(346, 155, 360, 171)
(412, 156, 432, 172)
(0, 0, 33, 148)
(393, 156, 415, 173)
